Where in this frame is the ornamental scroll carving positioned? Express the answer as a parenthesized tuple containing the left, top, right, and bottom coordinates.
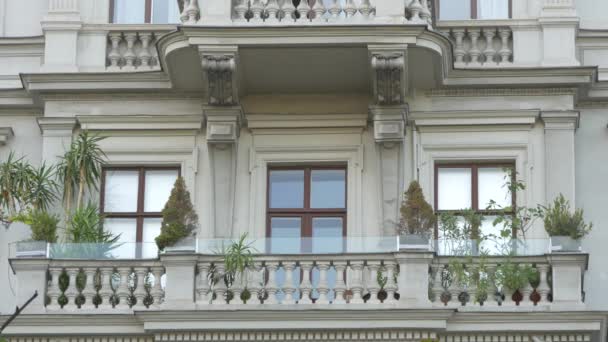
(201, 54, 238, 106)
(371, 51, 407, 105)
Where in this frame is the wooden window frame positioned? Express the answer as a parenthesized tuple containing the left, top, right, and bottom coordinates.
(100, 166, 180, 245)
(109, 0, 153, 24)
(266, 165, 347, 244)
(434, 0, 513, 21)
(434, 162, 516, 238)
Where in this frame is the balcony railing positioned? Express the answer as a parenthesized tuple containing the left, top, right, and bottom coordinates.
(106, 29, 171, 71)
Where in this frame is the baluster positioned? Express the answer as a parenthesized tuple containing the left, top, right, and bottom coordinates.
(349, 261, 364, 304)
(333, 261, 347, 304)
(358, 0, 372, 20)
(468, 264, 478, 306)
(122, 32, 137, 70)
(116, 267, 132, 310)
(296, 0, 311, 22)
(482, 28, 497, 65)
(231, 272, 245, 305)
(180, 0, 190, 23)
(521, 266, 534, 306)
(65, 268, 80, 308)
(47, 267, 62, 310)
(234, 0, 249, 22)
(246, 262, 262, 304)
(107, 33, 122, 70)
(486, 264, 499, 306)
(468, 28, 481, 65)
(299, 261, 313, 304)
(448, 273, 460, 307)
(365, 261, 381, 304)
(81, 268, 98, 310)
(409, 0, 423, 23)
(150, 267, 164, 308)
(196, 263, 211, 305)
(185, 0, 199, 24)
(281, 0, 296, 22)
(420, 0, 432, 26)
(212, 263, 228, 304)
(328, 0, 341, 21)
(138, 33, 152, 69)
(264, 261, 279, 304)
(312, 0, 327, 22)
(282, 261, 296, 304)
(452, 29, 466, 65)
(344, 0, 357, 18)
(384, 260, 397, 304)
(498, 28, 512, 64)
(431, 264, 445, 305)
(536, 264, 550, 304)
(266, 0, 281, 22)
(133, 267, 149, 309)
(98, 267, 114, 309)
(316, 261, 331, 304)
(250, 0, 265, 22)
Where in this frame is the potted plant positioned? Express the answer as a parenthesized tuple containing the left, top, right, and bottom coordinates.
(494, 259, 535, 305)
(156, 177, 199, 253)
(12, 210, 59, 257)
(398, 181, 436, 250)
(543, 194, 592, 252)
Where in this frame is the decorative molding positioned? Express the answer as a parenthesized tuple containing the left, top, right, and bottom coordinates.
(199, 46, 239, 106)
(6, 336, 153, 342)
(541, 111, 580, 130)
(155, 330, 437, 342)
(0, 127, 14, 145)
(427, 88, 577, 97)
(410, 110, 539, 128)
(369, 45, 408, 105)
(36, 117, 76, 137)
(204, 107, 243, 143)
(247, 113, 368, 130)
(441, 334, 591, 342)
(77, 115, 203, 132)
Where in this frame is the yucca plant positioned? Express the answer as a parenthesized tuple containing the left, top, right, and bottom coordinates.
(0, 152, 31, 218)
(25, 162, 59, 212)
(57, 131, 106, 213)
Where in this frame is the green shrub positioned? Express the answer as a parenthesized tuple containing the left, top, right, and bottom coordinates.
(399, 181, 436, 236)
(12, 210, 59, 242)
(155, 177, 198, 250)
(543, 194, 592, 239)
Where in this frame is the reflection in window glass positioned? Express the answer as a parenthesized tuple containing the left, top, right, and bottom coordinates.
(113, 0, 145, 24)
(478, 0, 509, 19)
(312, 217, 343, 253)
(269, 170, 304, 209)
(439, 0, 471, 20)
(270, 217, 301, 254)
(152, 0, 181, 24)
(144, 170, 179, 212)
(478, 167, 511, 210)
(437, 168, 472, 210)
(143, 218, 162, 258)
(104, 218, 137, 258)
(104, 170, 139, 212)
(311, 170, 346, 209)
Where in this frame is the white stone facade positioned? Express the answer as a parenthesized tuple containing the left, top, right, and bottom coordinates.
(1, 0, 608, 341)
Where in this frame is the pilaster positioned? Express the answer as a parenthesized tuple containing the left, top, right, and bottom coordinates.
(41, 0, 82, 72)
(541, 111, 578, 205)
(539, 0, 579, 67)
(0, 127, 14, 145)
(370, 105, 407, 237)
(159, 253, 198, 310)
(37, 117, 76, 163)
(547, 253, 587, 310)
(394, 251, 433, 307)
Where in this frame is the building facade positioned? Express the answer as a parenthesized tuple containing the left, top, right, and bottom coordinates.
(1, 0, 608, 341)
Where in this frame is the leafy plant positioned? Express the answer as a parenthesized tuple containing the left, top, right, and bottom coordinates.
(398, 181, 436, 237)
(155, 177, 198, 250)
(57, 131, 106, 213)
(11, 210, 60, 243)
(494, 259, 535, 292)
(543, 194, 592, 239)
(437, 209, 483, 256)
(26, 163, 59, 211)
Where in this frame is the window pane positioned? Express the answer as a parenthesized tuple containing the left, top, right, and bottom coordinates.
(104, 218, 137, 258)
(144, 170, 179, 212)
(439, 0, 471, 20)
(104, 170, 139, 213)
(143, 218, 162, 258)
(478, 0, 509, 19)
(270, 217, 301, 253)
(269, 170, 304, 209)
(312, 217, 343, 253)
(437, 167, 472, 210)
(152, 0, 181, 24)
(113, 0, 145, 24)
(478, 167, 512, 210)
(311, 170, 346, 209)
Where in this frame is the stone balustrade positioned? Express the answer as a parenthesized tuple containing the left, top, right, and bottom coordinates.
(106, 30, 169, 71)
(9, 251, 586, 313)
(441, 26, 514, 67)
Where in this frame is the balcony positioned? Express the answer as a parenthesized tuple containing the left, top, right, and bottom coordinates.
(9, 238, 587, 314)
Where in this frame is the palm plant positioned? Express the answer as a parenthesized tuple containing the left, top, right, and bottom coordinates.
(25, 162, 59, 212)
(0, 152, 31, 218)
(57, 131, 106, 213)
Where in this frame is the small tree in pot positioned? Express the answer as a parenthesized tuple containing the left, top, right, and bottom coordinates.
(543, 194, 592, 252)
(155, 177, 198, 252)
(398, 181, 436, 249)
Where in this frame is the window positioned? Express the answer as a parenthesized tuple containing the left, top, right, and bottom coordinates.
(267, 166, 346, 254)
(101, 167, 179, 258)
(110, 0, 181, 24)
(434, 163, 514, 242)
(437, 0, 511, 20)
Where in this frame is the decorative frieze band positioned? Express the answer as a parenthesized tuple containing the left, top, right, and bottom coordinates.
(155, 330, 437, 342)
(6, 336, 153, 342)
(440, 333, 591, 342)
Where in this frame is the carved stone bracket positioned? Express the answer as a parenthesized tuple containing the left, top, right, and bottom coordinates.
(199, 46, 239, 106)
(369, 45, 408, 105)
(0, 127, 14, 145)
(370, 105, 408, 236)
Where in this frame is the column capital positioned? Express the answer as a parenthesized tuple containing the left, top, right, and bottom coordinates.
(0, 127, 14, 145)
(541, 111, 579, 130)
(37, 117, 76, 137)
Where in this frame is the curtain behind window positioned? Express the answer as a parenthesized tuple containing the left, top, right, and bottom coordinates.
(477, 0, 509, 19)
(113, 0, 146, 24)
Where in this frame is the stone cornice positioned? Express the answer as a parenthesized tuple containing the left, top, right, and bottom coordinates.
(541, 111, 580, 130)
(20, 72, 172, 93)
(445, 67, 596, 87)
(0, 89, 37, 108)
(410, 110, 539, 127)
(36, 117, 77, 136)
(77, 115, 203, 132)
(427, 88, 577, 97)
(247, 113, 368, 129)
(0, 127, 14, 145)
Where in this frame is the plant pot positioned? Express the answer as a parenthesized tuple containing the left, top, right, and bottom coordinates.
(550, 236, 582, 253)
(399, 234, 431, 251)
(163, 236, 197, 253)
(15, 241, 48, 258)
